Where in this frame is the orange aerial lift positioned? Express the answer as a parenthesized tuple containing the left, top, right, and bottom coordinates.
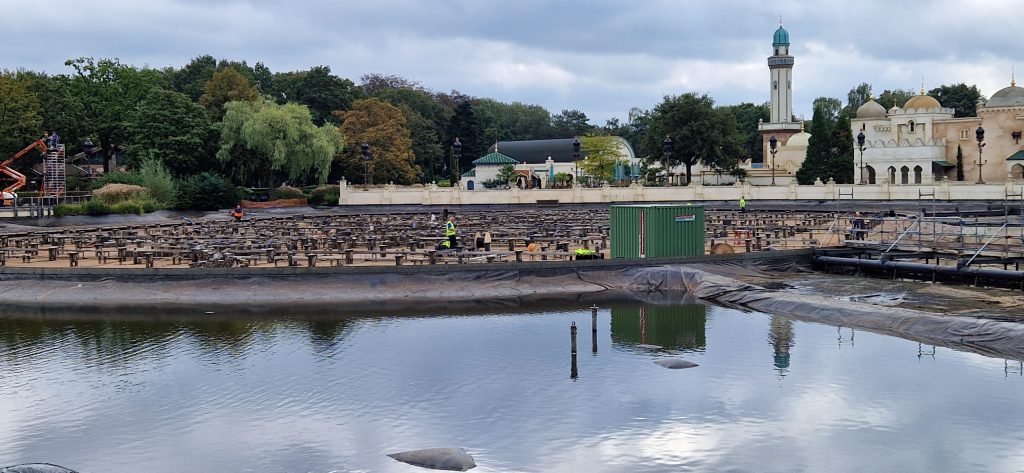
(1, 139, 49, 205)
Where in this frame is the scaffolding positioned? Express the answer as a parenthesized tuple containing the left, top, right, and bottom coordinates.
(42, 144, 66, 197)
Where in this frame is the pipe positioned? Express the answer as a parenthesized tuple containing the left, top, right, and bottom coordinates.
(814, 255, 1024, 282)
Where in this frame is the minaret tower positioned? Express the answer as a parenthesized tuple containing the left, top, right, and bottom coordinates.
(759, 20, 801, 162)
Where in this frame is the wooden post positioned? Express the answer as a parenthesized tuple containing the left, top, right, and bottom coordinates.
(591, 305, 598, 354)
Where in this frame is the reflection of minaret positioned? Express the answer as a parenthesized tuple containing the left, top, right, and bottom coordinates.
(768, 315, 794, 375)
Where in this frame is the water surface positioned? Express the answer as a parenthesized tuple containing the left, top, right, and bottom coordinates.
(1, 305, 1021, 472)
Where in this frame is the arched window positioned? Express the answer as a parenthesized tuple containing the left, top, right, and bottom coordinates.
(775, 48, 779, 55)
(913, 166, 922, 184)
(773, 80, 778, 90)
(1012, 164, 1024, 180)
(888, 166, 896, 184)
(466, 180, 475, 190)
(866, 165, 877, 184)
(900, 166, 909, 184)
(909, 121, 916, 132)
(960, 129, 970, 140)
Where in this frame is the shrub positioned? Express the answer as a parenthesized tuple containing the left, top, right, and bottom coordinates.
(175, 172, 241, 210)
(54, 203, 85, 217)
(273, 185, 305, 200)
(307, 185, 339, 206)
(91, 172, 144, 189)
(110, 201, 145, 215)
(138, 158, 176, 208)
(93, 184, 148, 203)
(84, 200, 113, 216)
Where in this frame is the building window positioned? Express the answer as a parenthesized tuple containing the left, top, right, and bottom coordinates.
(773, 80, 778, 90)
(1012, 164, 1024, 180)
(787, 80, 791, 89)
(900, 166, 909, 184)
(775, 48, 779, 55)
(888, 166, 896, 184)
(913, 166, 922, 184)
(909, 121, 915, 132)
(960, 129, 970, 140)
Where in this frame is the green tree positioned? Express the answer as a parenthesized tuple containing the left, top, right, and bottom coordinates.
(928, 83, 983, 118)
(956, 145, 965, 181)
(580, 135, 622, 182)
(398, 104, 444, 183)
(719, 102, 769, 164)
(845, 82, 873, 116)
(878, 89, 915, 110)
(826, 112, 855, 183)
(446, 100, 487, 181)
(336, 98, 419, 185)
(199, 67, 259, 121)
(642, 93, 738, 185)
(0, 72, 43, 158)
(170, 55, 217, 102)
(551, 109, 594, 136)
(812, 97, 842, 129)
(124, 88, 218, 176)
(797, 104, 832, 184)
(217, 98, 344, 187)
(496, 164, 516, 185)
(291, 66, 362, 125)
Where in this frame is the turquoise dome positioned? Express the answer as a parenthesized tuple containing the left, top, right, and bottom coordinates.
(773, 26, 790, 46)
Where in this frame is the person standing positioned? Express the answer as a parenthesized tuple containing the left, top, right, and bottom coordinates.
(739, 196, 747, 213)
(48, 131, 60, 150)
(230, 205, 244, 222)
(852, 212, 866, 240)
(445, 215, 457, 250)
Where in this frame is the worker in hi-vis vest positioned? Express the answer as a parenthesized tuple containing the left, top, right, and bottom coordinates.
(739, 196, 747, 213)
(445, 215, 457, 249)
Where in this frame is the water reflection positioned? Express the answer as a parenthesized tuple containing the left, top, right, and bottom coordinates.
(767, 315, 794, 375)
(609, 304, 707, 351)
(1, 304, 1022, 472)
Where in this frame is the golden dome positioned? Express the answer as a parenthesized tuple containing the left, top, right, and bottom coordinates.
(903, 91, 940, 111)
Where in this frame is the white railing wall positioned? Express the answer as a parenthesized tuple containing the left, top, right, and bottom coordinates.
(338, 178, 1024, 206)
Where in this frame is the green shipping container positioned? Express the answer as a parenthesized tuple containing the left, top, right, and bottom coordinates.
(610, 204, 705, 258)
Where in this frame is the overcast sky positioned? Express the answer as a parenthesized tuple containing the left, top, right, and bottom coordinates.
(3, 0, 1021, 124)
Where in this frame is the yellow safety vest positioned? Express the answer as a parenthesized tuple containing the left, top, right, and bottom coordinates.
(445, 221, 456, 236)
(739, 198, 746, 208)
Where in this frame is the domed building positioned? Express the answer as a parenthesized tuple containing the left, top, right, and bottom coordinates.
(851, 79, 1024, 184)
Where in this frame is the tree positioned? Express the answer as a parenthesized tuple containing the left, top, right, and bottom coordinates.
(796, 103, 832, 184)
(291, 66, 362, 125)
(199, 67, 259, 121)
(845, 82, 873, 116)
(642, 93, 739, 185)
(124, 88, 218, 176)
(0, 72, 43, 158)
(336, 98, 419, 185)
(398, 104, 444, 183)
(827, 112, 855, 183)
(551, 109, 594, 136)
(171, 55, 217, 102)
(878, 89, 915, 110)
(496, 164, 516, 185)
(217, 98, 344, 187)
(956, 145, 965, 181)
(360, 73, 422, 96)
(446, 100, 487, 181)
(579, 135, 622, 182)
(928, 83, 983, 118)
(719, 102, 769, 163)
(812, 97, 842, 129)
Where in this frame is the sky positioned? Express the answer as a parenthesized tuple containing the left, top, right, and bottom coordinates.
(2, 0, 1021, 124)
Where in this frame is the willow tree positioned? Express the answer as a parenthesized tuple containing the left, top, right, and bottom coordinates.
(217, 99, 344, 188)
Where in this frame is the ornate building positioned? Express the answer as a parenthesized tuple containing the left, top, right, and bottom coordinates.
(852, 81, 1024, 184)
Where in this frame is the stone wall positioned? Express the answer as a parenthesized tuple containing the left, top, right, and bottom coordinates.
(338, 178, 1024, 206)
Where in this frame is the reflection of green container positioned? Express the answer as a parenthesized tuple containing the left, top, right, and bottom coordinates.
(610, 305, 707, 350)
(610, 204, 705, 258)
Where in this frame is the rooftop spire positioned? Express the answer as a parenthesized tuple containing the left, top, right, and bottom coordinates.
(1013, 66, 1017, 87)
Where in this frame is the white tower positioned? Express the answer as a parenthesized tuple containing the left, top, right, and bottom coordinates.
(759, 22, 801, 162)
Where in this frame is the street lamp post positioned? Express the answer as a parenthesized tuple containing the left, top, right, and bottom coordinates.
(662, 135, 673, 186)
(572, 137, 581, 186)
(975, 126, 986, 184)
(857, 131, 867, 184)
(453, 137, 462, 186)
(769, 135, 778, 185)
(360, 142, 371, 190)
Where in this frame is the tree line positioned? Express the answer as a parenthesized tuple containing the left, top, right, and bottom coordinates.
(0, 55, 986, 200)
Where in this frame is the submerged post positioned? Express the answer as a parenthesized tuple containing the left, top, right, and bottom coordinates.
(591, 305, 598, 354)
(570, 321, 577, 355)
(570, 321, 579, 380)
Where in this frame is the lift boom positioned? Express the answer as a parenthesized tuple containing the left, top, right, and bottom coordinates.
(1, 139, 48, 194)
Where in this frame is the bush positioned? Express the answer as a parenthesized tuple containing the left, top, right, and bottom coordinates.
(84, 200, 113, 216)
(175, 172, 241, 211)
(110, 201, 145, 215)
(54, 203, 85, 217)
(307, 185, 339, 206)
(91, 172, 144, 189)
(93, 184, 148, 203)
(138, 158, 176, 208)
(273, 185, 305, 200)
